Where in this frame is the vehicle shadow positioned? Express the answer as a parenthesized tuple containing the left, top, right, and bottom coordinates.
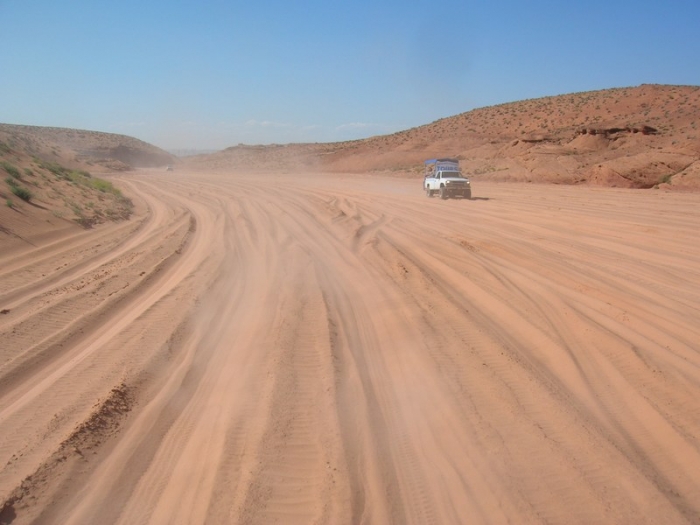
(467, 197, 490, 201)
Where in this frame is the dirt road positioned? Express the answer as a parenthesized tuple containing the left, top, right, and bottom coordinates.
(1, 170, 700, 524)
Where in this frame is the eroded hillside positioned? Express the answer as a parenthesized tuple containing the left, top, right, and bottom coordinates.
(186, 84, 700, 189)
(0, 124, 174, 171)
(0, 132, 134, 245)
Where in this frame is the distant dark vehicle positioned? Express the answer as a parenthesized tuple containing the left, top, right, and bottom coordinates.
(166, 165, 174, 171)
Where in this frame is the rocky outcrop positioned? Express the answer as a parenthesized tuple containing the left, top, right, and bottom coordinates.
(576, 125, 658, 137)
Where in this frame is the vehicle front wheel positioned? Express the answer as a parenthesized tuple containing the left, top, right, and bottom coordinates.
(439, 187, 448, 199)
(464, 189, 472, 199)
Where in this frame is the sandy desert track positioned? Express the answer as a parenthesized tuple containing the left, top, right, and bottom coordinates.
(1, 170, 700, 524)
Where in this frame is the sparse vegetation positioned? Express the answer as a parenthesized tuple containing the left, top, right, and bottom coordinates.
(1, 161, 21, 179)
(10, 185, 33, 201)
(38, 160, 71, 178)
(36, 160, 125, 198)
(0, 147, 135, 225)
(67, 170, 124, 196)
(4, 85, 700, 192)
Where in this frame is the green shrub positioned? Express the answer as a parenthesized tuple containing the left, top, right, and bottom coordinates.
(38, 160, 70, 177)
(6, 198, 13, 208)
(90, 177, 121, 195)
(1, 161, 21, 179)
(70, 170, 121, 196)
(5, 176, 18, 187)
(10, 185, 32, 201)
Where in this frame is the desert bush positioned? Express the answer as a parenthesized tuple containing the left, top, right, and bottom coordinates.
(37, 160, 125, 198)
(66, 169, 91, 181)
(66, 170, 85, 184)
(65, 169, 120, 195)
(5, 176, 18, 187)
(39, 160, 70, 177)
(10, 185, 32, 201)
(1, 161, 21, 179)
(23, 167, 33, 177)
(119, 194, 133, 209)
(89, 176, 122, 196)
(6, 198, 13, 208)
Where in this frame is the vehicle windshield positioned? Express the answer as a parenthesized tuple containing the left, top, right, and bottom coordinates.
(440, 172, 464, 178)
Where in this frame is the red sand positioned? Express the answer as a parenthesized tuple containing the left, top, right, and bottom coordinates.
(1, 170, 700, 524)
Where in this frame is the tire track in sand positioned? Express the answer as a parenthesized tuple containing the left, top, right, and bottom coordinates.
(3, 172, 700, 524)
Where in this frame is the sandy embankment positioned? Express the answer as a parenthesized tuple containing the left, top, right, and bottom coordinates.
(1, 171, 700, 524)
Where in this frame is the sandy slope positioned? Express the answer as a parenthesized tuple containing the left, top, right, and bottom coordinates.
(1, 170, 700, 524)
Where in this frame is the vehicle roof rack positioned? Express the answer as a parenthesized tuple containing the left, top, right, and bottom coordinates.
(424, 158, 459, 165)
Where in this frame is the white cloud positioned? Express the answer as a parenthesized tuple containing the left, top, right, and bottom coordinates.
(110, 121, 147, 130)
(244, 119, 291, 128)
(335, 122, 382, 131)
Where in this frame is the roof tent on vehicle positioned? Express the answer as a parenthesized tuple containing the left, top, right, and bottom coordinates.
(424, 158, 459, 165)
(424, 158, 460, 177)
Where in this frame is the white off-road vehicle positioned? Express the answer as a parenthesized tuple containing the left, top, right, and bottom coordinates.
(423, 158, 471, 199)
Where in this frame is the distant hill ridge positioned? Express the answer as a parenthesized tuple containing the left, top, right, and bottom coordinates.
(0, 124, 174, 170)
(3, 84, 699, 189)
(186, 84, 700, 189)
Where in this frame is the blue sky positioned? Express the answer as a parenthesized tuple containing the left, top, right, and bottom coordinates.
(2, 0, 699, 150)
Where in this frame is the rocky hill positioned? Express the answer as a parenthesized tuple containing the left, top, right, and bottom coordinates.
(186, 84, 700, 190)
